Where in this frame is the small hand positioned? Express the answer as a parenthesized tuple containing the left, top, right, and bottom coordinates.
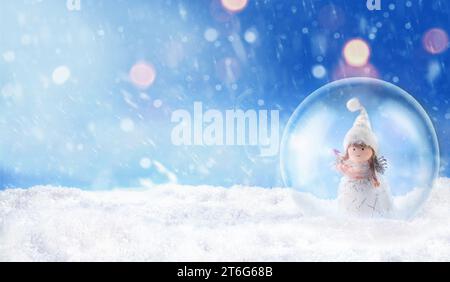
(336, 162, 349, 174)
(372, 179, 380, 188)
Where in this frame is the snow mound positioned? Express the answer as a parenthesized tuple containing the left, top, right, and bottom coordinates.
(0, 178, 449, 262)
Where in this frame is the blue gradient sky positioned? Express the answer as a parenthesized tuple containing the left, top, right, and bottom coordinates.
(0, 0, 448, 189)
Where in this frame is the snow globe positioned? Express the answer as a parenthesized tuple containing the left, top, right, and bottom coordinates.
(280, 77, 440, 219)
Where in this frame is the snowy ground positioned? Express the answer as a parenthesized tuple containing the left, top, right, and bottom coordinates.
(0, 178, 449, 262)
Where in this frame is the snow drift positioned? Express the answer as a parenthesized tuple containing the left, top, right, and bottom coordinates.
(0, 178, 449, 262)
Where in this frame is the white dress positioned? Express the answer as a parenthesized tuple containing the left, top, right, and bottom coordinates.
(337, 161, 393, 218)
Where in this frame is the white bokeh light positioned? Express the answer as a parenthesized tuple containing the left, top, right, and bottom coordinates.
(2, 51, 15, 63)
(312, 65, 327, 79)
(120, 118, 135, 132)
(204, 28, 219, 42)
(140, 158, 152, 169)
(52, 65, 71, 85)
(244, 29, 258, 44)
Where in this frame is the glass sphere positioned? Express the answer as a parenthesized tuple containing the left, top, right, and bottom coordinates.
(280, 77, 440, 219)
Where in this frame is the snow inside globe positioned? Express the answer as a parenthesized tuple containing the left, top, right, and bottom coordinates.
(280, 77, 440, 219)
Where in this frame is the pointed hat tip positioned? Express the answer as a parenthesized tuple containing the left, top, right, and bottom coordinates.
(347, 98, 362, 112)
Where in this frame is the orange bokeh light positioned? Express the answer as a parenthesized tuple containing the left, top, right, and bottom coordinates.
(220, 0, 248, 13)
(343, 39, 371, 67)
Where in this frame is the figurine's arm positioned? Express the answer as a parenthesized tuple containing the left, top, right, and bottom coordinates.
(335, 158, 346, 174)
(337, 162, 371, 179)
(336, 161, 351, 175)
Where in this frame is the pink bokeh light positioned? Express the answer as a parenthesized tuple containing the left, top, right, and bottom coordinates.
(129, 62, 156, 89)
(423, 28, 449, 55)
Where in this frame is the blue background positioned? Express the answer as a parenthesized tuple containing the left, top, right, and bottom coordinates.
(0, 0, 448, 189)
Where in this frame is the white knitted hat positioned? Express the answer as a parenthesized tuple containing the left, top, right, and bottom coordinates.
(343, 98, 378, 153)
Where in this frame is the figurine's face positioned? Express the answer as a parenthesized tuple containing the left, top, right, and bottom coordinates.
(347, 144, 373, 163)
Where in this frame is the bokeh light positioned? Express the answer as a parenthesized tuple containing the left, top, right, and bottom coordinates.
(129, 62, 156, 89)
(52, 65, 71, 85)
(312, 65, 327, 79)
(2, 51, 15, 63)
(220, 0, 248, 13)
(343, 39, 371, 67)
(423, 28, 449, 54)
(120, 118, 135, 132)
(140, 157, 152, 169)
(244, 28, 258, 44)
(204, 28, 219, 42)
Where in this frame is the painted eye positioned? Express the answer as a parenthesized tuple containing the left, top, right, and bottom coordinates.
(353, 148, 356, 151)
(362, 148, 364, 151)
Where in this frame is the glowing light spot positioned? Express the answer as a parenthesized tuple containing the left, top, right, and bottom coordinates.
(343, 39, 371, 67)
(244, 29, 258, 44)
(312, 65, 327, 79)
(2, 51, 15, 62)
(129, 62, 156, 89)
(204, 28, 219, 42)
(153, 99, 163, 108)
(140, 158, 152, 169)
(220, 0, 248, 13)
(423, 28, 449, 55)
(52, 66, 71, 85)
(120, 118, 135, 132)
